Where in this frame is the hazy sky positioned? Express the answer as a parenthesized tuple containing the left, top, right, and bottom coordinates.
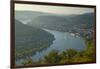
(15, 4, 94, 15)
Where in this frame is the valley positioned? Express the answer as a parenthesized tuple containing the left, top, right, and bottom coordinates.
(15, 11, 95, 66)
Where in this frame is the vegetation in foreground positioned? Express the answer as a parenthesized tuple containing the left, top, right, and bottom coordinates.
(20, 38, 95, 66)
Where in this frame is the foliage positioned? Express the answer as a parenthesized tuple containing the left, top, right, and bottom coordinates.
(43, 50, 61, 64)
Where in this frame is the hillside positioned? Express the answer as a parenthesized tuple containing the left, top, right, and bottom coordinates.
(15, 11, 50, 24)
(29, 13, 94, 31)
(15, 20, 55, 60)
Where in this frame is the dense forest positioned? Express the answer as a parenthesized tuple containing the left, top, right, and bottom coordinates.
(15, 20, 55, 60)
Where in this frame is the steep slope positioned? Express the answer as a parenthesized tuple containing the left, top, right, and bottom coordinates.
(15, 20, 55, 59)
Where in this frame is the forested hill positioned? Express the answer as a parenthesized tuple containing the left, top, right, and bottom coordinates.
(29, 13, 94, 32)
(15, 11, 94, 31)
(15, 20, 55, 59)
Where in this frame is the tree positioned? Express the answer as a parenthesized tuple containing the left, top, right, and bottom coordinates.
(43, 50, 61, 64)
(65, 49, 78, 59)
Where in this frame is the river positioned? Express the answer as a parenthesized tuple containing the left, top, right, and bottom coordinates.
(16, 28, 86, 65)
